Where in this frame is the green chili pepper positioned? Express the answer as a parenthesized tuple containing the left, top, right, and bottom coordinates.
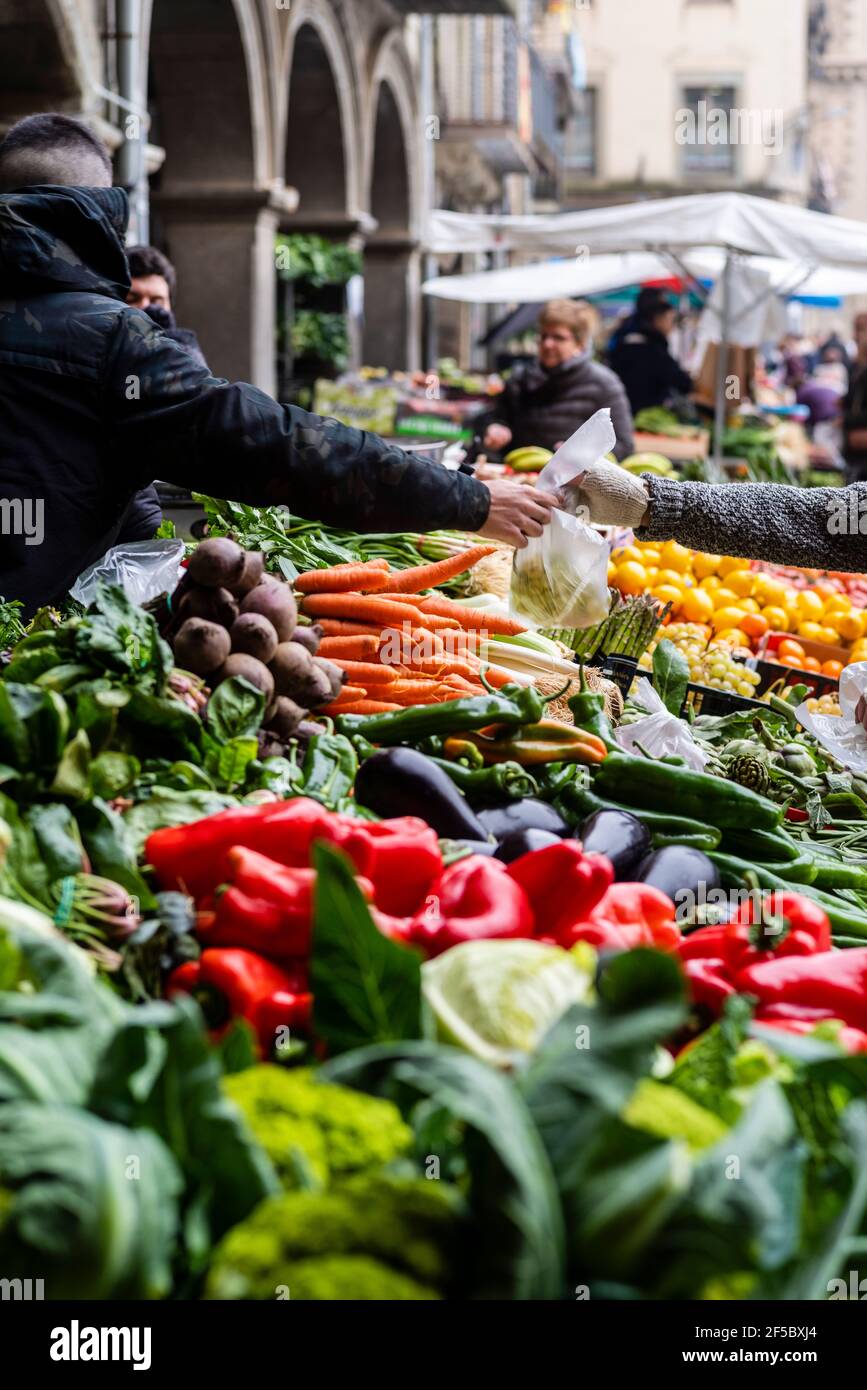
(336, 685, 546, 746)
(556, 781, 722, 851)
(720, 827, 803, 863)
(428, 757, 539, 803)
(593, 750, 782, 830)
(567, 664, 618, 749)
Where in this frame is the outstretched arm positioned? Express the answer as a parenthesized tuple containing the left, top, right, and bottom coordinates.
(638, 476, 867, 573)
(103, 310, 490, 535)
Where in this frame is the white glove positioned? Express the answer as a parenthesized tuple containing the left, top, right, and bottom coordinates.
(567, 459, 651, 529)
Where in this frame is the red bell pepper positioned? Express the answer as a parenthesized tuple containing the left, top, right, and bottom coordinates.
(507, 841, 613, 942)
(754, 1014, 867, 1055)
(196, 847, 375, 960)
(682, 956, 736, 1013)
(726, 892, 831, 971)
(409, 854, 534, 958)
(735, 948, 867, 1033)
(166, 947, 311, 1055)
(146, 798, 441, 915)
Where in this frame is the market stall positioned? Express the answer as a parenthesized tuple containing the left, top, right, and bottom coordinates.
(4, 486, 867, 1302)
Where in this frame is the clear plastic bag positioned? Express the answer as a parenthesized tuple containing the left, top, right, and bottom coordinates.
(70, 539, 186, 609)
(615, 678, 709, 770)
(794, 662, 867, 772)
(510, 410, 614, 629)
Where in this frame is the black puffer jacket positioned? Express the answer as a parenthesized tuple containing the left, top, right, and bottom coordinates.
(492, 354, 634, 460)
(607, 314, 693, 417)
(0, 186, 490, 614)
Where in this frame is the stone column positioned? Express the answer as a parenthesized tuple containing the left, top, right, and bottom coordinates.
(151, 187, 283, 395)
(361, 234, 421, 372)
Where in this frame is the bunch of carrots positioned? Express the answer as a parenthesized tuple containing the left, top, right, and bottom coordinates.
(293, 546, 529, 715)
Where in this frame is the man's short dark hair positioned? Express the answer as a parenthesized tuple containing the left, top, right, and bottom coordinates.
(0, 113, 112, 193)
(127, 245, 176, 298)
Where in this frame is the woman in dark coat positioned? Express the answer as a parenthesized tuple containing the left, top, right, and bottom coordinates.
(484, 299, 635, 460)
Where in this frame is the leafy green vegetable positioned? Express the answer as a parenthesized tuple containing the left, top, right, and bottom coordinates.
(652, 638, 690, 716)
(0, 1101, 182, 1298)
(205, 677, 265, 743)
(123, 787, 239, 857)
(311, 842, 422, 1055)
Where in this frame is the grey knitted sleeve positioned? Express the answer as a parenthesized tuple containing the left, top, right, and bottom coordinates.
(637, 478, 867, 574)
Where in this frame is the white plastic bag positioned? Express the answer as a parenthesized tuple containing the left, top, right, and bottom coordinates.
(794, 662, 867, 772)
(70, 539, 185, 609)
(510, 410, 613, 629)
(615, 677, 710, 770)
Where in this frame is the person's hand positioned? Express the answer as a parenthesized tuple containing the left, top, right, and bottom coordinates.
(478, 479, 559, 549)
(567, 459, 652, 529)
(484, 423, 513, 452)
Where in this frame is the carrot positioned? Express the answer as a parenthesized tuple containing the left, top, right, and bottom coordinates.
(416, 594, 527, 635)
(295, 560, 390, 594)
(332, 660, 398, 685)
(318, 620, 389, 639)
(385, 685, 458, 706)
(319, 684, 367, 709)
(383, 545, 497, 594)
(301, 592, 459, 631)
(320, 698, 401, 715)
(318, 635, 380, 659)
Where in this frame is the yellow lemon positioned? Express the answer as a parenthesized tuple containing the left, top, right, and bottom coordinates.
(796, 590, 825, 622)
(699, 575, 722, 592)
(644, 567, 659, 584)
(640, 548, 661, 567)
(761, 605, 790, 632)
(652, 584, 683, 611)
(715, 627, 751, 647)
(607, 561, 617, 585)
(692, 552, 721, 579)
(611, 545, 643, 566)
(823, 593, 851, 615)
(712, 588, 740, 610)
(712, 606, 749, 632)
(726, 570, 755, 599)
(754, 575, 788, 607)
(680, 588, 715, 623)
(797, 621, 823, 643)
(836, 612, 865, 643)
(615, 561, 648, 596)
(660, 540, 692, 574)
(739, 598, 760, 614)
(655, 568, 686, 589)
(718, 556, 751, 578)
(817, 626, 842, 648)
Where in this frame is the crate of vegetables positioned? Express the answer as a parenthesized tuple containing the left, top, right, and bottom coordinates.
(757, 631, 844, 697)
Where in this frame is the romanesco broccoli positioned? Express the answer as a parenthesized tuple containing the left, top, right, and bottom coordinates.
(222, 1065, 413, 1189)
(204, 1174, 461, 1300)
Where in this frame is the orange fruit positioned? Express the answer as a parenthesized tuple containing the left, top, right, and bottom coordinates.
(727, 570, 755, 599)
(797, 621, 824, 643)
(712, 606, 750, 632)
(692, 552, 721, 579)
(761, 605, 790, 632)
(680, 588, 715, 623)
(778, 638, 806, 666)
(660, 540, 692, 573)
(821, 660, 843, 679)
(802, 656, 822, 673)
(718, 556, 751, 578)
(739, 613, 769, 640)
(812, 580, 837, 600)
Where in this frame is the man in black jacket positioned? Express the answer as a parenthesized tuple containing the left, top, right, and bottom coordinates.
(608, 290, 693, 417)
(0, 115, 554, 615)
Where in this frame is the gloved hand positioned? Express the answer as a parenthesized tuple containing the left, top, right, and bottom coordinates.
(567, 460, 651, 529)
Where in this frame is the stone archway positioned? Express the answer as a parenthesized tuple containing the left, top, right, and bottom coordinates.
(362, 35, 423, 372)
(144, 0, 276, 389)
(0, 0, 102, 128)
